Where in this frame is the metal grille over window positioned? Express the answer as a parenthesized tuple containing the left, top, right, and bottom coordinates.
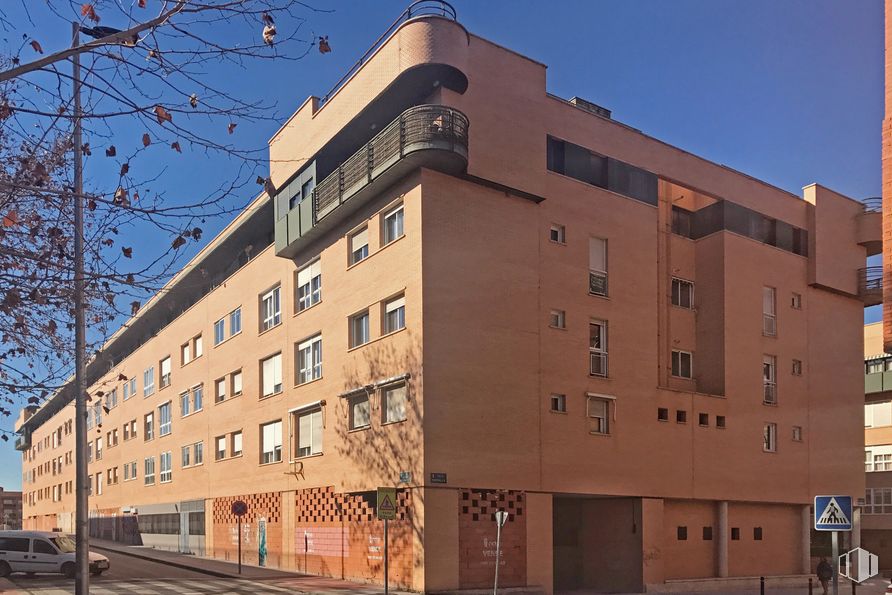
(589, 237, 608, 297)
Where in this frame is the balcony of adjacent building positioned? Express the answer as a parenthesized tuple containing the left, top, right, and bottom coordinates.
(866, 354, 892, 397)
(859, 266, 883, 307)
(857, 197, 882, 256)
(274, 104, 469, 258)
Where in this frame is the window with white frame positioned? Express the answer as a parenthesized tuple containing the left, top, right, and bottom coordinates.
(671, 350, 692, 379)
(791, 292, 802, 309)
(792, 426, 802, 441)
(143, 367, 155, 397)
(589, 320, 608, 377)
(762, 286, 777, 336)
(261, 421, 283, 464)
(107, 388, 117, 409)
(589, 237, 608, 297)
(383, 204, 404, 245)
(231, 370, 243, 397)
(95, 437, 103, 461)
(194, 441, 203, 465)
(866, 402, 892, 428)
(144, 412, 154, 441)
(123, 380, 132, 401)
(550, 394, 567, 413)
(876, 453, 892, 471)
(349, 227, 369, 265)
(193, 384, 203, 411)
(792, 359, 802, 376)
(296, 336, 322, 385)
(350, 311, 370, 348)
(180, 391, 190, 417)
(349, 393, 371, 430)
(96, 471, 103, 496)
(297, 260, 322, 312)
(671, 278, 694, 309)
(231, 431, 243, 457)
(763, 355, 777, 404)
(159, 356, 171, 389)
(763, 423, 777, 452)
(261, 353, 283, 396)
(260, 286, 281, 332)
(194, 335, 203, 358)
(214, 318, 225, 345)
(382, 382, 407, 424)
(144, 456, 155, 485)
(215, 436, 226, 460)
(383, 295, 405, 334)
(549, 310, 566, 329)
(181, 444, 191, 468)
(158, 402, 172, 436)
(215, 378, 226, 403)
(159, 451, 172, 483)
(181, 341, 191, 366)
(866, 449, 874, 472)
(549, 224, 566, 244)
(587, 395, 611, 435)
(229, 307, 242, 336)
(865, 487, 892, 514)
(294, 407, 323, 458)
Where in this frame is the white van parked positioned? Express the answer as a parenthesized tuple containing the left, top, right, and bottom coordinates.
(0, 531, 110, 578)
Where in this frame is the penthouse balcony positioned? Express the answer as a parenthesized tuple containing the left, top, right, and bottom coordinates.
(14, 430, 30, 452)
(274, 104, 469, 258)
(857, 197, 882, 256)
(859, 266, 883, 307)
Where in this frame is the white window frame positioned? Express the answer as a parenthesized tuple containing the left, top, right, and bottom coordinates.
(181, 341, 191, 366)
(179, 391, 190, 417)
(671, 277, 694, 309)
(215, 377, 227, 403)
(383, 295, 406, 335)
(549, 309, 566, 329)
(144, 456, 155, 485)
(550, 393, 567, 413)
(260, 285, 282, 332)
(792, 426, 803, 442)
(261, 420, 283, 464)
(292, 406, 323, 458)
(589, 320, 608, 377)
(763, 286, 777, 336)
(297, 259, 322, 312)
(382, 204, 404, 245)
(671, 350, 693, 379)
(791, 292, 802, 309)
(348, 393, 371, 430)
(763, 355, 777, 404)
(588, 237, 608, 297)
(296, 336, 322, 385)
(587, 394, 613, 435)
(192, 384, 203, 412)
(143, 367, 155, 397)
(549, 224, 566, 244)
(381, 382, 408, 424)
(144, 412, 154, 441)
(763, 423, 777, 453)
(350, 311, 370, 348)
(159, 356, 171, 389)
(261, 353, 283, 397)
(214, 318, 225, 346)
(158, 402, 172, 436)
(231, 370, 243, 397)
(159, 451, 172, 483)
(231, 431, 243, 457)
(349, 227, 369, 265)
(215, 436, 226, 461)
(229, 307, 242, 336)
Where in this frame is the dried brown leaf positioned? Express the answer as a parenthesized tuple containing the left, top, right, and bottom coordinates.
(105, 145, 116, 157)
(153, 105, 172, 125)
(81, 4, 100, 23)
(2, 211, 18, 227)
(170, 141, 181, 153)
(121, 246, 133, 258)
(29, 40, 43, 54)
(171, 235, 186, 250)
(228, 123, 237, 134)
(141, 133, 151, 147)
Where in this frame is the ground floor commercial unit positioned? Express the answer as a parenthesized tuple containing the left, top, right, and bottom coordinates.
(25, 486, 821, 593)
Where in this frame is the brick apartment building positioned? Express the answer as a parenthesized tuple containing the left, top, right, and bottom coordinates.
(0, 489, 22, 530)
(863, 322, 892, 565)
(14, 2, 872, 592)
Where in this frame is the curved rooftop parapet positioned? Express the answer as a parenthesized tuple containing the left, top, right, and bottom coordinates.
(274, 104, 469, 259)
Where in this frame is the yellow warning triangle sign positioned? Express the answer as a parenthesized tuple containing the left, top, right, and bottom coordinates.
(380, 495, 395, 512)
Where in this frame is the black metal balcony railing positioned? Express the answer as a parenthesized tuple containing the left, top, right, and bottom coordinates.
(859, 266, 883, 304)
(862, 197, 882, 214)
(313, 104, 469, 223)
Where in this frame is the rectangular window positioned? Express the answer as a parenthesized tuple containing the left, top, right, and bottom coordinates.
(350, 311, 370, 348)
(158, 402, 172, 436)
(763, 355, 777, 404)
(698, 413, 709, 426)
(143, 367, 155, 397)
(194, 442, 203, 465)
(349, 394, 371, 430)
(716, 415, 726, 428)
(587, 396, 610, 435)
(792, 426, 803, 441)
(550, 224, 566, 244)
(159, 356, 171, 389)
(383, 205, 404, 245)
(589, 237, 608, 297)
(260, 286, 282, 332)
(702, 527, 713, 540)
(144, 412, 154, 441)
(657, 408, 669, 422)
(95, 437, 103, 460)
(349, 227, 369, 265)
(875, 453, 892, 471)
(671, 278, 694, 309)
(107, 388, 118, 409)
(754, 527, 763, 540)
(295, 408, 323, 458)
(297, 260, 322, 312)
(214, 318, 225, 345)
(550, 394, 567, 413)
(262, 353, 284, 396)
(181, 445, 191, 468)
(231, 431, 243, 457)
(193, 385, 203, 411)
(549, 310, 566, 329)
(261, 421, 283, 464)
(144, 456, 155, 485)
(123, 380, 131, 401)
(671, 350, 693, 379)
(763, 423, 777, 452)
(589, 320, 608, 377)
(194, 335, 203, 358)
(383, 295, 406, 334)
(181, 341, 191, 366)
(296, 336, 323, 385)
(215, 436, 226, 461)
(123, 463, 130, 481)
(215, 378, 226, 403)
(676, 410, 687, 424)
(159, 451, 172, 483)
(382, 383, 408, 424)
(231, 370, 243, 396)
(791, 292, 802, 309)
(180, 391, 190, 417)
(229, 308, 242, 336)
(677, 526, 687, 540)
(792, 359, 802, 376)
(96, 471, 103, 496)
(763, 286, 777, 336)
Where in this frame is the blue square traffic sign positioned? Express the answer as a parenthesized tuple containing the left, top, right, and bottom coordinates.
(814, 495, 853, 531)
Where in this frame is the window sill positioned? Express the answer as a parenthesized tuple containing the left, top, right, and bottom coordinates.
(181, 354, 203, 368)
(213, 330, 242, 349)
(382, 418, 408, 427)
(670, 304, 694, 311)
(658, 418, 669, 423)
(670, 375, 693, 381)
(548, 325, 567, 331)
(258, 321, 283, 338)
(381, 326, 407, 339)
(346, 255, 369, 270)
(259, 459, 283, 467)
(762, 450, 777, 454)
(181, 410, 203, 420)
(292, 452, 323, 461)
(762, 401, 778, 407)
(549, 239, 567, 246)
(260, 390, 284, 400)
(293, 300, 322, 318)
(549, 410, 568, 415)
(215, 453, 244, 463)
(589, 431, 611, 437)
(182, 463, 204, 469)
(588, 374, 610, 380)
(348, 426, 371, 434)
(588, 292, 610, 300)
(294, 377, 323, 390)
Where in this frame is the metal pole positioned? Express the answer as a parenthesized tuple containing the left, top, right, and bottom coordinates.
(71, 21, 90, 595)
(832, 531, 839, 595)
(759, 576, 764, 595)
(238, 516, 242, 575)
(809, 577, 813, 595)
(384, 518, 389, 595)
(494, 520, 503, 595)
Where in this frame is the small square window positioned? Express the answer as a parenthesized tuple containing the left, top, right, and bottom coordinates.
(731, 527, 740, 540)
(791, 292, 802, 309)
(716, 415, 726, 429)
(657, 408, 669, 422)
(702, 526, 713, 540)
(549, 224, 566, 244)
(677, 526, 687, 540)
(792, 359, 802, 376)
(698, 413, 708, 426)
(676, 410, 687, 424)
(549, 310, 566, 329)
(792, 426, 802, 442)
(753, 527, 763, 540)
(550, 394, 566, 413)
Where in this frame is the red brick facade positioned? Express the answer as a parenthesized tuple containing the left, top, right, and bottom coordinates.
(213, 491, 283, 567)
(459, 489, 527, 589)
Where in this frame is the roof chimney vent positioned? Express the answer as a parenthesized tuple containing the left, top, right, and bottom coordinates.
(569, 96, 611, 119)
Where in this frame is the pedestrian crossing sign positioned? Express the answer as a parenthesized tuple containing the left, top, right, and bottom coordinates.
(814, 495, 853, 531)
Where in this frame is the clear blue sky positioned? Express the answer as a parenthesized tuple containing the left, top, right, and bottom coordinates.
(0, 0, 882, 490)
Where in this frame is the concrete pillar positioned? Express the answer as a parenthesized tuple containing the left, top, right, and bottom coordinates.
(282, 490, 295, 571)
(717, 501, 728, 578)
(853, 506, 862, 550)
(801, 505, 811, 574)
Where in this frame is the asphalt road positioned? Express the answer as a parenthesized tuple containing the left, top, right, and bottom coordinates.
(8, 548, 210, 583)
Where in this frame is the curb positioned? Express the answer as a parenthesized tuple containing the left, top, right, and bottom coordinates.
(90, 545, 235, 579)
(0, 577, 22, 594)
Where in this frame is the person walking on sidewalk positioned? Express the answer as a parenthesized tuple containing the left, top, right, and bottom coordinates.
(816, 556, 833, 595)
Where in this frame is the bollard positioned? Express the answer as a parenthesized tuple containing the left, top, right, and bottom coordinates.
(852, 578, 856, 593)
(809, 577, 813, 595)
(760, 576, 765, 595)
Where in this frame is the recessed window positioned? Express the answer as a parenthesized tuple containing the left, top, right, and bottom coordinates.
(716, 415, 726, 429)
(383, 204, 404, 245)
(671, 278, 694, 309)
(731, 527, 740, 540)
(676, 410, 687, 424)
(671, 350, 692, 379)
(215, 436, 226, 461)
(763, 286, 777, 336)
(549, 310, 566, 329)
(294, 407, 323, 458)
(550, 394, 567, 413)
(231, 431, 243, 457)
(143, 367, 155, 397)
(260, 421, 283, 464)
(349, 393, 371, 430)
(179, 391, 190, 417)
(159, 356, 171, 389)
(791, 292, 802, 309)
(792, 359, 802, 376)
(296, 335, 323, 385)
(382, 382, 408, 424)
(549, 224, 566, 244)
(350, 310, 370, 348)
(231, 370, 243, 397)
(214, 318, 225, 346)
(215, 378, 226, 403)
(144, 457, 155, 485)
(144, 412, 154, 441)
(181, 445, 191, 468)
(753, 527, 763, 540)
(159, 451, 172, 483)
(587, 395, 611, 435)
(698, 413, 708, 426)
(588, 237, 608, 297)
(194, 335, 203, 358)
(229, 308, 242, 336)
(296, 259, 322, 312)
(589, 320, 608, 377)
(349, 227, 369, 265)
(158, 402, 172, 436)
(677, 526, 687, 540)
(261, 353, 283, 397)
(763, 355, 777, 404)
(763, 423, 777, 453)
(383, 295, 406, 334)
(702, 526, 713, 540)
(792, 426, 803, 442)
(260, 285, 281, 332)
(657, 408, 669, 422)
